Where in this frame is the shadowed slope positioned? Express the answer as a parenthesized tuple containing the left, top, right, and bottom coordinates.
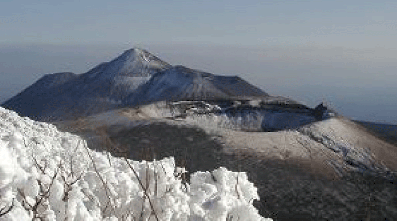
(1, 72, 78, 118)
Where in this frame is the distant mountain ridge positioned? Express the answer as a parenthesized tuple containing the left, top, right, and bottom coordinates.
(2, 48, 274, 121)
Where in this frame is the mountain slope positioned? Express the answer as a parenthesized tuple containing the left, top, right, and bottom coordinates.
(54, 102, 397, 221)
(124, 65, 270, 106)
(1, 72, 78, 118)
(2, 48, 172, 121)
(355, 120, 397, 146)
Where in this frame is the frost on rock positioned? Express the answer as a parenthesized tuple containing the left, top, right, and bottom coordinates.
(0, 107, 271, 221)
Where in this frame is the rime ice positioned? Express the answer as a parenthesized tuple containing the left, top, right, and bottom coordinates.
(0, 107, 271, 221)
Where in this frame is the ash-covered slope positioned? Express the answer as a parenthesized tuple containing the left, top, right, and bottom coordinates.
(124, 65, 270, 106)
(2, 48, 172, 121)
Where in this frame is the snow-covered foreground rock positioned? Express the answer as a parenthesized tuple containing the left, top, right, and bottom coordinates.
(0, 107, 271, 221)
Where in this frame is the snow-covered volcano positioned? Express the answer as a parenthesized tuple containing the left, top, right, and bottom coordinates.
(2, 48, 281, 121)
(2, 48, 172, 121)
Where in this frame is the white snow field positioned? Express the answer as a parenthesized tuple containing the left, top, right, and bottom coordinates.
(0, 107, 271, 221)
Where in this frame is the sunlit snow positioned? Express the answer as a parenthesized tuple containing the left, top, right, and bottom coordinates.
(0, 107, 271, 221)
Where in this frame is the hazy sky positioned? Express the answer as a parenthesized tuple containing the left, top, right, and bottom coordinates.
(1, 0, 397, 123)
(2, 0, 397, 46)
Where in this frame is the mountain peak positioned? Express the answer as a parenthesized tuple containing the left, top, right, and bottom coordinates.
(88, 48, 171, 79)
(119, 48, 149, 61)
(117, 48, 169, 66)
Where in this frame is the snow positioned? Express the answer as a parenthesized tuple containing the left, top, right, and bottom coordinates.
(113, 76, 152, 91)
(124, 66, 270, 106)
(0, 107, 271, 221)
(96, 48, 171, 79)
